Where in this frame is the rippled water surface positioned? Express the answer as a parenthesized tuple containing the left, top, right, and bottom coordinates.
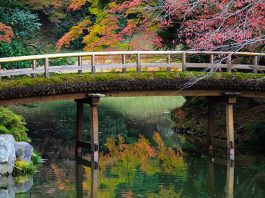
(9, 96, 265, 197)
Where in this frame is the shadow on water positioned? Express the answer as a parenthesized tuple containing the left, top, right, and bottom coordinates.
(7, 96, 265, 197)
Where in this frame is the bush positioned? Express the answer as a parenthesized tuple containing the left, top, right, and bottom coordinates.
(0, 107, 30, 142)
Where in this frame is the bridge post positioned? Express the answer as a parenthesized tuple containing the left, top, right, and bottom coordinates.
(207, 97, 216, 155)
(136, 53, 141, 72)
(224, 92, 240, 160)
(227, 55, 232, 73)
(44, 57, 49, 78)
(166, 54, 171, 72)
(182, 52, 186, 71)
(88, 94, 104, 162)
(31, 60, 37, 78)
(122, 55, 126, 73)
(253, 56, 258, 74)
(78, 56, 83, 74)
(91, 54, 96, 74)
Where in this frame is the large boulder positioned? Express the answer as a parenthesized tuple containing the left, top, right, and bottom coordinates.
(0, 135, 16, 175)
(15, 142, 33, 162)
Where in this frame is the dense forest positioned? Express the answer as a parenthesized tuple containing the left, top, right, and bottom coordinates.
(1, 0, 264, 62)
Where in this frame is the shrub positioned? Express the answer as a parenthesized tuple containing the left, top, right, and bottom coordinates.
(0, 107, 30, 142)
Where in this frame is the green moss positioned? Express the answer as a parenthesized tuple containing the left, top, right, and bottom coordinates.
(0, 71, 264, 91)
(0, 107, 30, 142)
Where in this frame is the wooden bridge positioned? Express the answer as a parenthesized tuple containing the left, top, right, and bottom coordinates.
(1, 51, 265, 169)
(0, 51, 265, 77)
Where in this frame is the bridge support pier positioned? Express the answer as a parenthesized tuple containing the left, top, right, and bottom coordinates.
(225, 95, 236, 160)
(75, 94, 104, 160)
(207, 93, 240, 160)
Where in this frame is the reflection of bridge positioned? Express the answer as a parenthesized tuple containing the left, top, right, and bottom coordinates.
(1, 51, 265, 189)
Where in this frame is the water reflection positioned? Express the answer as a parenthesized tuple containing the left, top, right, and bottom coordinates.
(8, 98, 265, 197)
(208, 157, 234, 198)
(0, 175, 33, 198)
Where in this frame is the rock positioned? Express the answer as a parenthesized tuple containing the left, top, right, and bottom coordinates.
(15, 142, 33, 162)
(0, 135, 16, 175)
(0, 175, 15, 198)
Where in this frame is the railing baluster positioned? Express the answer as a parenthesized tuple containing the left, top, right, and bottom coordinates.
(0, 63, 2, 80)
(31, 60, 37, 78)
(122, 55, 126, 73)
(136, 53, 141, 73)
(166, 54, 171, 72)
(91, 54, 96, 74)
(210, 54, 214, 65)
(253, 56, 258, 74)
(78, 56, 82, 74)
(44, 57, 49, 78)
(227, 55, 232, 73)
(182, 52, 186, 71)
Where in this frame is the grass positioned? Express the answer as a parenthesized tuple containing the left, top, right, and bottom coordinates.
(0, 71, 264, 90)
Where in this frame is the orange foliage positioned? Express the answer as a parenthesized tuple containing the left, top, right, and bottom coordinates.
(68, 0, 89, 11)
(0, 23, 13, 43)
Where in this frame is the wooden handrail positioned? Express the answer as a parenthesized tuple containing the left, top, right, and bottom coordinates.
(0, 51, 264, 78)
(0, 51, 265, 63)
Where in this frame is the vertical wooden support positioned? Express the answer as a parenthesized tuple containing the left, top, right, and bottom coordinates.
(210, 54, 215, 71)
(91, 159, 98, 198)
(182, 52, 186, 71)
(88, 94, 103, 162)
(253, 56, 258, 74)
(226, 96, 236, 160)
(166, 54, 171, 72)
(76, 102, 84, 157)
(226, 159, 234, 198)
(0, 63, 2, 80)
(122, 54, 126, 73)
(78, 56, 82, 74)
(31, 60, 37, 78)
(207, 97, 216, 155)
(44, 57, 49, 78)
(227, 55, 232, 73)
(91, 54, 96, 74)
(136, 53, 141, 73)
(76, 162, 84, 198)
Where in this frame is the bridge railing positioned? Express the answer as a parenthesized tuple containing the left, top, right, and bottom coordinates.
(0, 51, 264, 78)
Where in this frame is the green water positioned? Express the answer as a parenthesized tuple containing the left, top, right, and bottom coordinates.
(9, 96, 265, 198)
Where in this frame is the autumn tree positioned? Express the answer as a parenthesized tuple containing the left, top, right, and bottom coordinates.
(57, 0, 265, 52)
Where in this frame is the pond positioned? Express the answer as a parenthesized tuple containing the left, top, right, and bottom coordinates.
(9, 96, 265, 197)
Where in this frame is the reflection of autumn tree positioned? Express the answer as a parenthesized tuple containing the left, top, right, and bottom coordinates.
(83, 132, 187, 197)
